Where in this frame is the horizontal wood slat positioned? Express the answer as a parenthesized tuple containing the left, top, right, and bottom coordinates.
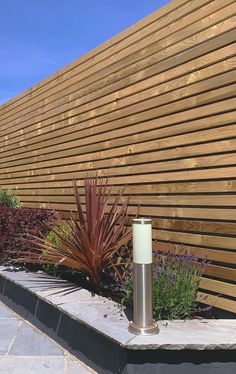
(199, 278, 236, 298)
(1, 0, 236, 313)
(19, 201, 236, 223)
(15, 194, 236, 207)
(7, 180, 236, 194)
(154, 241, 236, 266)
(2, 50, 235, 150)
(197, 292, 236, 313)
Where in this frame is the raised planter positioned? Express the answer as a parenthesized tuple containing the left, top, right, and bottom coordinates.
(0, 266, 235, 374)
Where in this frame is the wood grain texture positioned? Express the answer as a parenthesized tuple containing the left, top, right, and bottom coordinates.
(0, 0, 236, 313)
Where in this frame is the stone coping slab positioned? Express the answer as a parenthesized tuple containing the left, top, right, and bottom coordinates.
(0, 266, 235, 351)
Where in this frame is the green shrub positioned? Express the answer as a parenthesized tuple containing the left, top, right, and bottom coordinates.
(42, 224, 72, 274)
(46, 224, 72, 246)
(122, 250, 207, 320)
(0, 189, 20, 208)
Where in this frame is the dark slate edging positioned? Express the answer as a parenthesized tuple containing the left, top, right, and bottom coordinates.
(0, 270, 235, 374)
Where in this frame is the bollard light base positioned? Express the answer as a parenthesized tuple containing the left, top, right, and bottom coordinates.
(128, 321, 159, 335)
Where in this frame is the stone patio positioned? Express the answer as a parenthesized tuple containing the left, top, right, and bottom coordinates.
(0, 301, 96, 374)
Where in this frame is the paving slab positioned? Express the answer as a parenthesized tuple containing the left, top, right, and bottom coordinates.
(0, 301, 96, 373)
(66, 359, 95, 374)
(37, 286, 109, 305)
(10, 321, 64, 356)
(0, 318, 20, 355)
(60, 298, 134, 344)
(0, 268, 69, 292)
(126, 319, 236, 350)
(0, 356, 65, 374)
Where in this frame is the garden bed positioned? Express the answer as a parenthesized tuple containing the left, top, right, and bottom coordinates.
(0, 266, 235, 374)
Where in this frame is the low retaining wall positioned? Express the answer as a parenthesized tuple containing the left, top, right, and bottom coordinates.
(0, 267, 235, 374)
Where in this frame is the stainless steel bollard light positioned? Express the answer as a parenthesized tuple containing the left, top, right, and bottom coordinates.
(128, 218, 159, 335)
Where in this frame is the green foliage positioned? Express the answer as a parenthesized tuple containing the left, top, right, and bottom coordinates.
(46, 224, 72, 246)
(122, 250, 207, 320)
(42, 224, 72, 274)
(0, 189, 20, 208)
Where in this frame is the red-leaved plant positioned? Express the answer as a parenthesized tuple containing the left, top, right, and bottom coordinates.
(16, 176, 132, 288)
(0, 207, 55, 260)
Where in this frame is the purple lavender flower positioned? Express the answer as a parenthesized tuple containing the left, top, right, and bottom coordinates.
(168, 273, 176, 285)
(154, 266, 163, 280)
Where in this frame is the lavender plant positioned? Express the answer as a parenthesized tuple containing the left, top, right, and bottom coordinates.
(122, 249, 207, 320)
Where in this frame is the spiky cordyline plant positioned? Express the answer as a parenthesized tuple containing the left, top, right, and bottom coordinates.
(16, 176, 132, 287)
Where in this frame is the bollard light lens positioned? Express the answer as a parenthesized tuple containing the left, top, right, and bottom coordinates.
(133, 218, 152, 264)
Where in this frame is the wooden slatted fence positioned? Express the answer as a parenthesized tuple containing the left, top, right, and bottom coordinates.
(0, 0, 236, 313)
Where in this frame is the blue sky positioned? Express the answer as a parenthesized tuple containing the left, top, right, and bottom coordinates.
(0, 0, 169, 104)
